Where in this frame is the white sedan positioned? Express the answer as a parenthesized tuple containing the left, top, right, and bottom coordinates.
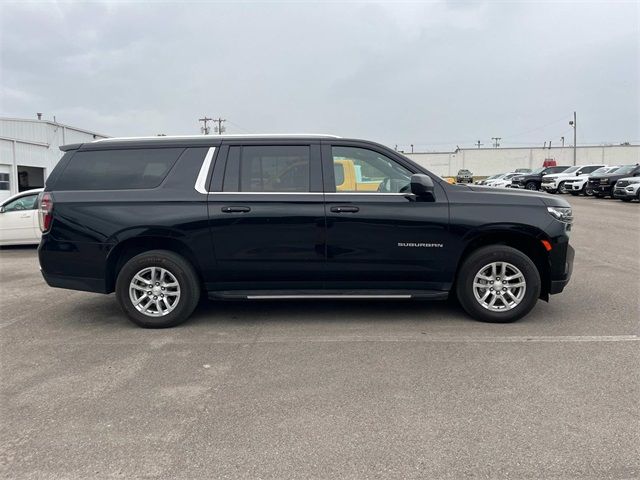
(0, 188, 43, 246)
(486, 172, 519, 188)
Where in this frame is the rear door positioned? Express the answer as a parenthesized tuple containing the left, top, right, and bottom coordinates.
(321, 141, 452, 291)
(206, 141, 326, 290)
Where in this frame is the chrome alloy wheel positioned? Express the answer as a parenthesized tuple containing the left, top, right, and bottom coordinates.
(129, 267, 181, 317)
(472, 262, 526, 311)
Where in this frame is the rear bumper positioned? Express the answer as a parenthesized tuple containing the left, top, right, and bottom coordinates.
(38, 236, 110, 294)
(40, 270, 108, 294)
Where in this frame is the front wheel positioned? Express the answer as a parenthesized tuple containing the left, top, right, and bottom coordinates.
(456, 246, 541, 323)
(116, 250, 201, 328)
(525, 181, 538, 191)
(558, 182, 568, 194)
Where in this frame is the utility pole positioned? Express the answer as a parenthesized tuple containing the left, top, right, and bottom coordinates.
(199, 116, 212, 135)
(213, 118, 226, 135)
(569, 111, 577, 165)
(475, 140, 483, 148)
(561, 136, 565, 147)
(410, 144, 414, 153)
(491, 137, 501, 148)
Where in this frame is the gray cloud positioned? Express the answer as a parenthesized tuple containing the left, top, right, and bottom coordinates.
(1, 0, 638, 150)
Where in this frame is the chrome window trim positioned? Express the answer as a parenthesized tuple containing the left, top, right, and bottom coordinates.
(194, 147, 216, 194)
(195, 147, 410, 196)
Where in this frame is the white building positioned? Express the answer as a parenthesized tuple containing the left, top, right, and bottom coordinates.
(405, 144, 640, 177)
(0, 117, 109, 201)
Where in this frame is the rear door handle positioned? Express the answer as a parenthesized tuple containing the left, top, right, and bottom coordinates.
(330, 206, 359, 213)
(221, 206, 251, 213)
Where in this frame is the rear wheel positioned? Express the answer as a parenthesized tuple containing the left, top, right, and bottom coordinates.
(456, 246, 541, 323)
(116, 250, 200, 328)
(584, 185, 594, 196)
(525, 181, 538, 191)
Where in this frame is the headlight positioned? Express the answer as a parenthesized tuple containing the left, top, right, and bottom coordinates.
(626, 186, 634, 192)
(601, 178, 609, 184)
(547, 206, 573, 224)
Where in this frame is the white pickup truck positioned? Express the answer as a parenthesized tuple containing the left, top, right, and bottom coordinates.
(540, 164, 605, 194)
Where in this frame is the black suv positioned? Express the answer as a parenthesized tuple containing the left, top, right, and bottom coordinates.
(510, 166, 571, 190)
(38, 135, 574, 328)
(587, 164, 640, 198)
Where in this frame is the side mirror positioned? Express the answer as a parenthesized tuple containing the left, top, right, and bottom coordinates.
(410, 174, 435, 198)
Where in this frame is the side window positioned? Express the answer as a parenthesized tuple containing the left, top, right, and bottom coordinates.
(0, 173, 9, 191)
(222, 145, 310, 192)
(2, 194, 38, 212)
(54, 148, 183, 190)
(331, 146, 412, 193)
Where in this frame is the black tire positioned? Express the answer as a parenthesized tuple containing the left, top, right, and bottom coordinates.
(115, 250, 200, 328)
(584, 186, 593, 196)
(455, 245, 541, 323)
(525, 181, 538, 191)
(557, 181, 567, 194)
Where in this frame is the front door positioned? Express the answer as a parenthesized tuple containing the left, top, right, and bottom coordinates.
(207, 143, 326, 290)
(322, 142, 452, 291)
(0, 193, 40, 244)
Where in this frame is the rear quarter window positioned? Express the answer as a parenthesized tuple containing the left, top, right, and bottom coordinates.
(53, 148, 183, 190)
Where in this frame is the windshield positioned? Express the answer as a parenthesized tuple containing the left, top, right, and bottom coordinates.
(590, 167, 608, 175)
(531, 167, 545, 174)
(503, 173, 518, 179)
(563, 166, 580, 174)
(611, 165, 637, 175)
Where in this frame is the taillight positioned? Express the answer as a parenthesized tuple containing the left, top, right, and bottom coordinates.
(38, 192, 53, 232)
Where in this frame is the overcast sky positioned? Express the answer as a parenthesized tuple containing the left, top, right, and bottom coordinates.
(1, 0, 638, 151)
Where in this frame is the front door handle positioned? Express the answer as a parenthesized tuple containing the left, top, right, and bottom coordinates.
(221, 206, 251, 213)
(330, 206, 359, 213)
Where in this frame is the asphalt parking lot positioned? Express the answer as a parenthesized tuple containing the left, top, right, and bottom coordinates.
(1, 195, 638, 479)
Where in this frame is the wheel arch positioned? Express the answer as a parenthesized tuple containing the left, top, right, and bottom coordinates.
(454, 229, 551, 300)
(105, 236, 204, 293)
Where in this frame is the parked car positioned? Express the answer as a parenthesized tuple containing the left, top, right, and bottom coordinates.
(540, 164, 605, 194)
(511, 166, 571, 190)
(475, 174, 501, 185)
(487, 172, 519, 188)
(38, 135, 574, 328)
(0, 188, 43, 246)
(456, 169, 473, 183)
(588, 164, 640, 198)
(515, 168, 532, 173)
(613, 177, 640, 202)
(564, 166, 618, 196)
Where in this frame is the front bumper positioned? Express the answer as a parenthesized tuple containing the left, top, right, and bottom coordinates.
(592, 184, 613, 195)
(613, 188, 637, 199)
(549, 243, 574, 294)
(541, 182, 558, 192)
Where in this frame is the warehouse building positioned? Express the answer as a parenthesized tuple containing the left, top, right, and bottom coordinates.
(0, 116, 109, 201)
(405, 144, 640, 178)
